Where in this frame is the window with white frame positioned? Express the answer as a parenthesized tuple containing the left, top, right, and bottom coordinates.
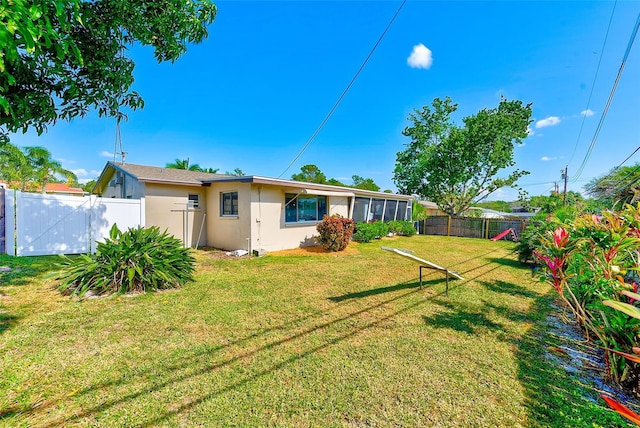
(285, 193, 327, 223)
(221, 191, 238, 216)
(188, 194, 200, 209)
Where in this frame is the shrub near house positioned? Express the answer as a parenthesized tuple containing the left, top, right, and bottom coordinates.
(316, 215, 355, 252)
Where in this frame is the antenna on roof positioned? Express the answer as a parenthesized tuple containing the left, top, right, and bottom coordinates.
(113, 120, 127, 164)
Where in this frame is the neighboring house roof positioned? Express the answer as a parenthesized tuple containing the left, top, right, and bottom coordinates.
(466, 207, 535, 219)
(44, 183, 85, 195)
(93, 161, 231, 193)
(419, 201, 439, 209)
(0, 182, 85, 194)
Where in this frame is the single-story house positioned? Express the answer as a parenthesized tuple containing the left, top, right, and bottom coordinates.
(0, 182, 85, 195)
(418, 200, 446, 216)
(44, 182, 85, 196)
(93, 161, 414, 252)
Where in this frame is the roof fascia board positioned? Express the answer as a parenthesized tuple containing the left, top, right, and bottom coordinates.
(202, 175, 413, 200)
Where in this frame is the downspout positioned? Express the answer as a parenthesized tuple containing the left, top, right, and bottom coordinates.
(255, 185, 262, 252)
(349, 196, 355, 219)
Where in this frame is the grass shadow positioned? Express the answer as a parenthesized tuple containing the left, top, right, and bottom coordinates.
(486, 257, 527, 270)
(328, 278, 443, 302)
(422, 300, 504, 334)
(0, 310, 19, 336)
(479, 280, 541, 299)
(0, 255, 60, 287)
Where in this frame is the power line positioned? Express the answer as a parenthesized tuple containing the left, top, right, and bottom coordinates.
(615, 145, 640, 170)
(567, 1, 617, 167)
(277, 0, 407, 179)
(597, 148, 640, 196)
(572, 11, 640, 182)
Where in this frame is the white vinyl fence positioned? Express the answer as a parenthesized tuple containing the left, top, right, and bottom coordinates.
(3, 189, 144, 256)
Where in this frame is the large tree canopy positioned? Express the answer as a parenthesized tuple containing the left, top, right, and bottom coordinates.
(0, 0, 217, 143)
(290, 164, 383, 191)
(585, 164, 640, 209)
(393, 97, 532, 215)
(351, 174, 380, 192)
(291, 164, 328, 184)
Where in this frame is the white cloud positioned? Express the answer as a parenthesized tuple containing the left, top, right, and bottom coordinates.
(100, 150, 114, 158)
(407, 44, 433, 69)
(541, 156, 556, 161)
(71, 168, 101, 178)
(526, 126, 535, 136)
(72, 168, 88, 177)
(581, 109, 594, 117)
(535, 116, 561, 129)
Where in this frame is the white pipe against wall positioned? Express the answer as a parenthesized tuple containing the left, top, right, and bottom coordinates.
(195, 213, 207, 249)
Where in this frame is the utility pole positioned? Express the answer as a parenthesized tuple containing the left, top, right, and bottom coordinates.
(561, 166, 568, 206)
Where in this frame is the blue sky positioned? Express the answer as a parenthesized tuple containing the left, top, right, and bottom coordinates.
(10, 1, 640, 200)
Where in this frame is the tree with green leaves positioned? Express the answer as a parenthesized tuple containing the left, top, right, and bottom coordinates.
(1, 1, 217, 145)
(393, 97, 532, 215)
(0, 142, 77, 191)
(326, 178, 346, 187)
(166, 158, 203, 172)
(225, 168, 244, 176)
(291, 164, 327, 184)
(351, 175, 380, 192)
(81, 179, 97, 193)
(585, 164, 640, 209)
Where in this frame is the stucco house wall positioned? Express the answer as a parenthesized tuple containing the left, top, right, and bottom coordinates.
(247, 185, 351, 252)
(204, 183, 354, 252)
(205, 182, 252, 251)
(145, 183, 207, 247)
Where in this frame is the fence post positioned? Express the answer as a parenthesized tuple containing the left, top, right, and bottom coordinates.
(447, 215, 451, 236)
(484, 218, 490, 239)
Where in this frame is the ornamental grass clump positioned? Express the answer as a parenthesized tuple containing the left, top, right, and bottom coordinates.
(316, 214, 354, 252)
(57, 224, 195, 297)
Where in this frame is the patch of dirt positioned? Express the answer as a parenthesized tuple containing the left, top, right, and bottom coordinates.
(268, 243, 360, 257)
(197, 247, 251, 260)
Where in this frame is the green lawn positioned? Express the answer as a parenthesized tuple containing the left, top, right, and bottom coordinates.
(0, 235, 632, 427)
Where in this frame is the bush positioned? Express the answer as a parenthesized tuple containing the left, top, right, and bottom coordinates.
(387, 221, 403, 234)
(533, 204, 640, 388)
(353, 222, 378, 243)
(396, 220, 417, 236)
(352, 221, 397, 242)
(373, 221, 390, 238)
(316, 214, 355, 252)
(515, 214, 557, 264)
(57, 224, 195, 297)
